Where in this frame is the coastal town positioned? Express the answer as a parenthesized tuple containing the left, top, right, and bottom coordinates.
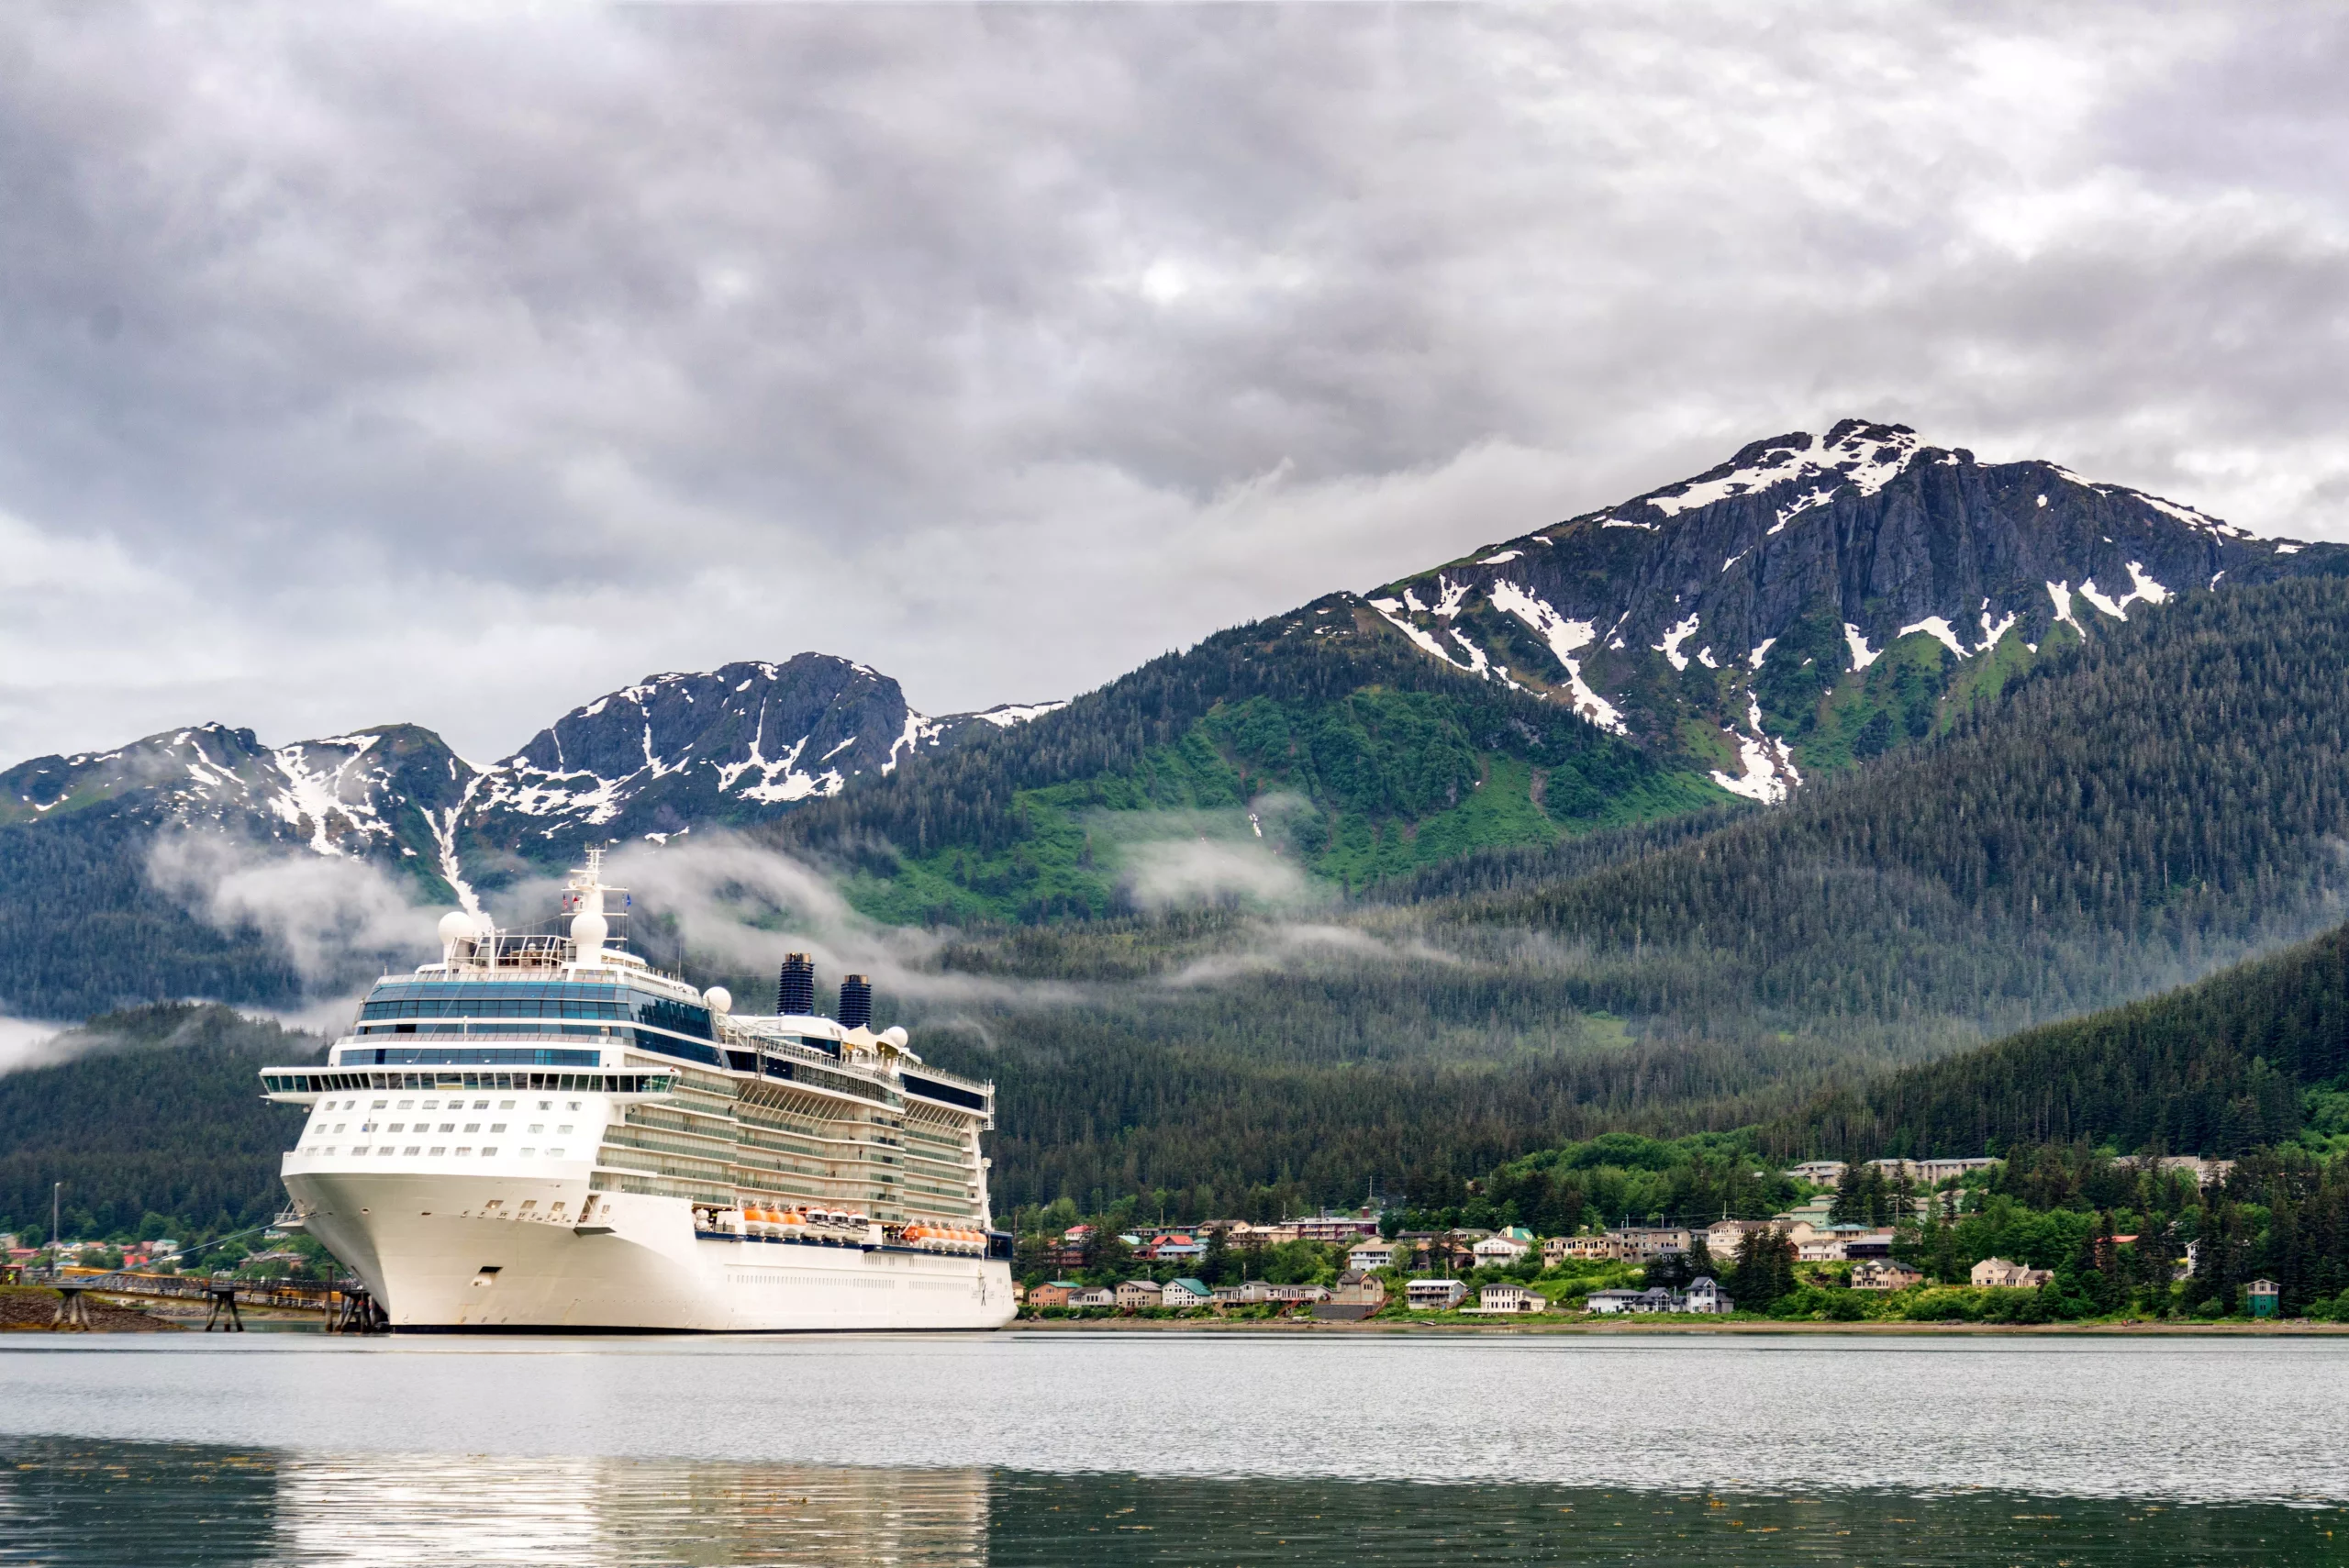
(1009, 1154, 2306, 1326)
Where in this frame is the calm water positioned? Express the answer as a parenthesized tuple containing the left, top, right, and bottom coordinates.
(0, 1332, 2343, 1565)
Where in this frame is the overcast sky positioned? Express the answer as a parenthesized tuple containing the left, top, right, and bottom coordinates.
(2, 4, 2344, 763)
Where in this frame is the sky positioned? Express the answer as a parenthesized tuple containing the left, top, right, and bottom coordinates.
(2, 3, 2345, 765)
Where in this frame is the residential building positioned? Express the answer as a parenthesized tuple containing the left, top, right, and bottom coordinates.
(1852, 1259, 1924, 1291)
(1292, 1214, 1381, 1243)
(1843, 1229, 1898, 1260)
(1703, 1219, 1774, 1258)
(1067, 1287, 1115, 1309)
(1266, 1283, 1331, 1305)
(1330, 1270, 1386, 1307)
(1866, 1157, 1999, 1187)
(1472, 1233, 1531, 1266)
(2154, 1156, 2235, 1187)
(1407, 1279, 1467, 1311)
(1162, 1278, 1214, 1310)
(1682, 1276, 1733, 1314)
(1971, 1257, 2053, 1289)
(1607, 1227, 1691, 1262)
(1469, 1283, 1547, 1314)
(2247, 1278, 2281, 1318)
(1028, 1282, 1080, 1309)
(1347, 1240, 1400, 1272)
(1785, 1161, 1848, 1188)
(1544, 1234, 1624, 1264)
(1584, 1287, 1680, 1315)
(1149, 1233, 1206, 1262)
(1115, 1280, 1163, 1311)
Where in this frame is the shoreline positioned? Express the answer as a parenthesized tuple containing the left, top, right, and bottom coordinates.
(1012, 1315, 2349, 1336)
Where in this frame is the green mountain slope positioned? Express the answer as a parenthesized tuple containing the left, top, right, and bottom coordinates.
(0, 1006, 321, 1240)
(776, 597, 1725, 925)
(904, 577, 2349, 1211)
(1465, 576, 2349, 1040)
(1765, 920, 2349, 1162)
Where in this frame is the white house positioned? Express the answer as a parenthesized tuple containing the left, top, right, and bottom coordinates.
(1067, 1286, 1115, 1308)
(1681, 1276, 1733, 1314)
(1407, 1279, 1467, 1311)
(1472, 1234, 1531, 1266)
(1583, 1287, 1679, 1315)
(1971, 1257, 2053, 1289)
(1347, 1240, 1400, 1272)
(1161, 1278, 1215, 1309)
(1469, 1283, 1547, 1314)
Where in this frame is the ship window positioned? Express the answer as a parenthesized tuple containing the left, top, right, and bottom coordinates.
(483, 1147, 497, 1156)
(521, 1148, 536, 1157)
(529, 1124, 544, 1134)
(464, 1123, 480, 1133)
(333, 1124, 345, 1133)
(387, 1123, 404, 1132)
(373, 1100, 386, 1108)
(422, 1099, 440, 1109)
(438, 1122, 454, 1132)
(404, 1146, 420, 1155)
(557, 1125, 573, 1135)
(473, 1099, 489, 1109)
(397, 1099, 413, 1109)
(548, 1148, 564, 1158)
(456, 1147, 472, 1156)
(491, 1122, 507, 1132)
(429, 1146, 446, 1156)
(538, 1100, 551, 1109)
(568, 1101, 581, 1111)
(499, 1099, 515, 1108)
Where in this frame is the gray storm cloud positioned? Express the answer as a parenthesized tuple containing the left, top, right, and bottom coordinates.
(1, 4, 2345, 764)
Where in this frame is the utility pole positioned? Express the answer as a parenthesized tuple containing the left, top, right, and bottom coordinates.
(50, 1181, 61, 1280)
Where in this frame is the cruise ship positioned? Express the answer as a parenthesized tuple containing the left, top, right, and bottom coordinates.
(258, 851, 1016, 1331)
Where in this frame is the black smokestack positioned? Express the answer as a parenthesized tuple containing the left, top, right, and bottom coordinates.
(839, 973, 873, 1031)
(777, 952, 815, 1016)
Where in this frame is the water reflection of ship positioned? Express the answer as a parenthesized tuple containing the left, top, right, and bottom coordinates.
(272, 1452, 988, 1566)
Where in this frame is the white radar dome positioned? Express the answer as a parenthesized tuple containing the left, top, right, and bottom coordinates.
(438, 910, 476, 947)
(571, 911, 608, 952)
(704, 986, 732, 1014)
(881, 1026, 909, 1049)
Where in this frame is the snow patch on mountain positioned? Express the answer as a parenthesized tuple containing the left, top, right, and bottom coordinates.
(1899, 617, 1971, 661)
(2076, 562, 2170, 622)
(1486, 580, 1630, 735)
(2046, 581, 2085, 639)
(1843, 624, 1881, 672)
(1710, 698, 1801, 804)
(1655, 615, 1701, 672)
(1643, 422, 1921, 520)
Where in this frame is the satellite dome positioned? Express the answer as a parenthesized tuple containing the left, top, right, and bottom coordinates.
(437, 910, 476, 948)
(572, 911, 608, 953)
(704, 986, 732, 1014)
(881, 1026, 909, 1049)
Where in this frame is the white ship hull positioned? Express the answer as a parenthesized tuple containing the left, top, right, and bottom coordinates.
(287, 1171, 1016, 1332)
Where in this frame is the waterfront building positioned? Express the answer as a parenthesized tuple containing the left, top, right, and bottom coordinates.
(1407, 1279, 1467, 1310)
(1162, 1278, 1214, 1309)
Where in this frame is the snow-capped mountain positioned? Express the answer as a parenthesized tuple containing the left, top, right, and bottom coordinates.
(0, 653, 1064, 900)
(1343, 418, 2335, 803)
(0, 721, 473, 867)
(460, 654, 1064, 859)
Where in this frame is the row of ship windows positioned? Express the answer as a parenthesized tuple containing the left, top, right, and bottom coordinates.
(362, 992, 717, 1041)
(313, 1095, 583, 1115)
(313, 1119, 573, 1136)
(300, 1145, 569, 1159)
